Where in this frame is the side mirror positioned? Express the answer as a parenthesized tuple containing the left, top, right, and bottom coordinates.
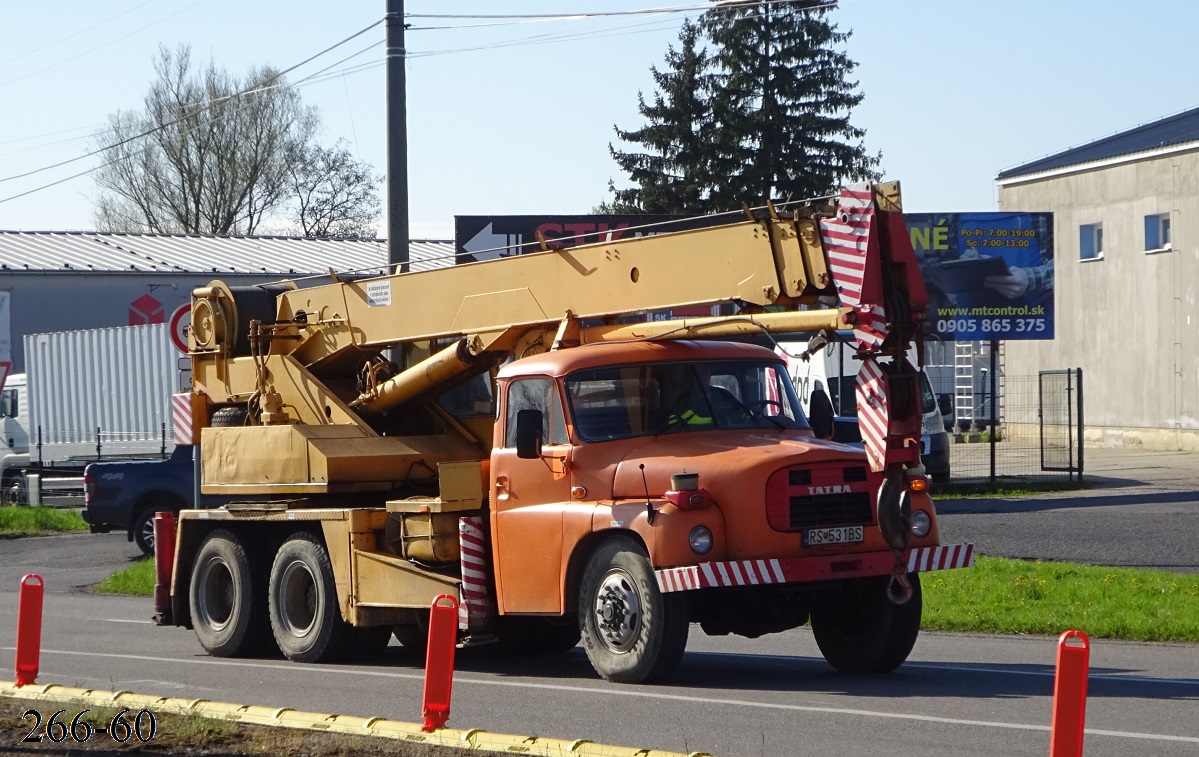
(809, 388, 834, 440)
(937, 393, 953, 417)
(515, 408, 544, 459)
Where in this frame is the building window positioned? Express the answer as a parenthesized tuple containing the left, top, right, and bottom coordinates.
(1079, 223, 1103, 260)
(1144, 213, 1171, 252)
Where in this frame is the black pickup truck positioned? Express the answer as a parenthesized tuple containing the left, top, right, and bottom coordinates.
(82, 445, 194, 555)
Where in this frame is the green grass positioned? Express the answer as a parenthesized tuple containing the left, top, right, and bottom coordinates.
(0, 506, 87, 535)
(933, 479, 1088, 498)
(95, 556, 155, 596)
(922, 556, 1199, 642)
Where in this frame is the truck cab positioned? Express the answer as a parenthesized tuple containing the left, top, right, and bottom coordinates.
(491, 339, 944, 680)
(0, 374, 30, 504)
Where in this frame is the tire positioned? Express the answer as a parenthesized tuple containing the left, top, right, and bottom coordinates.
(189, 529, 270, 657)
(268, 531, 354, 662)
(132, 493, 187, 555)
(211, 406, 249, 427)
(578, 537, 689, 683)
(132, 508, 158, 556)
(931, 470, 950, 485)
(493, 616, 581, 655)
(810, 573, 922, 674)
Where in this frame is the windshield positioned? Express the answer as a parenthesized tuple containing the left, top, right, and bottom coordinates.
(565, 359, 808, 442)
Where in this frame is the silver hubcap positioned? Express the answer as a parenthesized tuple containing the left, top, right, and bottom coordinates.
(278, 560, 318, 638)
(196, 557, 233, 632)
(593, 569, 642, 651)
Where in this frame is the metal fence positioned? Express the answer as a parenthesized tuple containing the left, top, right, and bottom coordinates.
(945, 368, 1084, 483)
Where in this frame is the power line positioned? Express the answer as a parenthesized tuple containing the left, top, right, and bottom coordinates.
(0, 0, 211, 88)
(407, 2, 717, 20)
(404, 0, 831, 22)
(0, 30, 391, 208)
(0, 19, 384, 187)
(0, 0, 160, 66)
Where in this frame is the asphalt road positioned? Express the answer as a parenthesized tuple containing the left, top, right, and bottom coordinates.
(1, 530, 1197, 757)
(938, 448, 1199, 573)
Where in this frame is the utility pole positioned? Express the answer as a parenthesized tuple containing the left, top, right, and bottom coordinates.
(386, 0, 410, 273)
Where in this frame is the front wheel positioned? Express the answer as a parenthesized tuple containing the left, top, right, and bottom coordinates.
(268, 531, 354, 662)
(578, 538, 688, 683)
(810, 573, 922, 674)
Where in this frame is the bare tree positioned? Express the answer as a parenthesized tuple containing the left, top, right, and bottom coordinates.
(286, 140, 382, 239)
(92, 45, 333, 235)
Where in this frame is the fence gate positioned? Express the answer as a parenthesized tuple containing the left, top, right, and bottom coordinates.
(1039, 368, 1084, 479)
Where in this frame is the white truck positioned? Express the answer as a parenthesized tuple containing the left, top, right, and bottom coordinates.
(777, 331, 952, 483)
(0, 324, 185, 506)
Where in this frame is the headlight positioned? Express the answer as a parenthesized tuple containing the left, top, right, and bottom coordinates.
(910, 510, 931, 538)
(689, 526, 713, 555)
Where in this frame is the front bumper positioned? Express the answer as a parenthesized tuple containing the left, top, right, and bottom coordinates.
(655, 543, 974, 593)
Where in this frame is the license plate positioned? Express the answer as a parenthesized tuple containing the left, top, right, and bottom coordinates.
(803, 525, 864, 547)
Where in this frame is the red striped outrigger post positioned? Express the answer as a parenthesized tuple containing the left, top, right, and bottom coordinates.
(457, 516, 494, 630)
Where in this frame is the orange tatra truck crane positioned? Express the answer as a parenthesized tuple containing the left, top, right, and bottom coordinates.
(156, 182, 974, 684)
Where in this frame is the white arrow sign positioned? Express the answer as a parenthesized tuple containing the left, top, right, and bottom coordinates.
(463, 223, 518, 262)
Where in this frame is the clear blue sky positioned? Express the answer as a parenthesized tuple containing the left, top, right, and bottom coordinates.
(1, 0, 1194, 239)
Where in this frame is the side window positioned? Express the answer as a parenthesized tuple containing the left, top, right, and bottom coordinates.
(504, 378, 567, 447)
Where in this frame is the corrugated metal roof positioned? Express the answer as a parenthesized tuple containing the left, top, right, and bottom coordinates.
(0, 230, 456, 274)
(997, 105, 1199, 180)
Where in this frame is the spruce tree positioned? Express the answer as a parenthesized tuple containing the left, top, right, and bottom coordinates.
(608, 2, 880, 213)
(700, 1, 880, 207)
(607, 20, 716, 213)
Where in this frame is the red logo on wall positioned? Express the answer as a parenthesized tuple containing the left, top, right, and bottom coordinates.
(129, 294, 165, 325)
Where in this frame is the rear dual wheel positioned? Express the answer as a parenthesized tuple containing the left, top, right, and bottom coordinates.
(189, 530, 271, 657)
(268, 531, 356, 663)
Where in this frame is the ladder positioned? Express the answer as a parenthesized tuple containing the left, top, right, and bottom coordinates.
(953, 341, 975, 430)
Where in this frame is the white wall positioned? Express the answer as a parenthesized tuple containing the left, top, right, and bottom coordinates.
(998, 147, 1199, 449)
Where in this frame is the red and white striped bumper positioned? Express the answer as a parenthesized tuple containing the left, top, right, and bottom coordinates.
(655, 543, 975, 593)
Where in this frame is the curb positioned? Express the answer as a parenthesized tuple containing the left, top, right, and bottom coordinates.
(1, 680, 713, 756)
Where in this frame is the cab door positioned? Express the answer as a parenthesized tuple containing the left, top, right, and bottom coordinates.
(491, 377, 573, 613)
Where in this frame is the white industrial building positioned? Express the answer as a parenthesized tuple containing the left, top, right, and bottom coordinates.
(997, 106, 1199, 450)
(0, 231, 454, 372)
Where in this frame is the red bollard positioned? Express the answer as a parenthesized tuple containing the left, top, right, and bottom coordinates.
(152, 511, 177, 623)
(1050, 630, 1090, 757)
(421, 594, 459, 732)
(15, 574, 45, 686)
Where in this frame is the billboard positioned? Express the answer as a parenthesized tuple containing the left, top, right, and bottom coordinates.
(455, 211, 1055, 341)
(907, 212, 1054, 341)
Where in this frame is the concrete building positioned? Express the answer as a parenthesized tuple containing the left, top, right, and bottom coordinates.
(997, 107, 1199, 450)
(0, 231, 453, 372)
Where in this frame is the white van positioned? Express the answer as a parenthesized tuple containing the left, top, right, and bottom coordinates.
(776, 334, 951, 483)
